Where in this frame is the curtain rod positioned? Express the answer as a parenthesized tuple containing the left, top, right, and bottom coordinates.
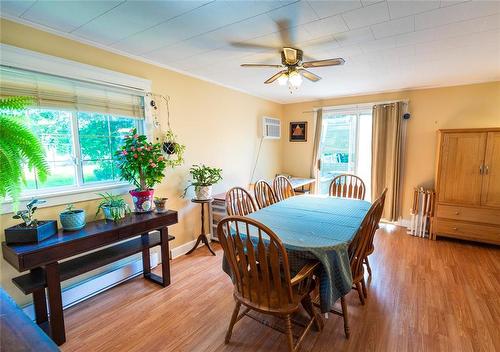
(302, 99, 409, 114)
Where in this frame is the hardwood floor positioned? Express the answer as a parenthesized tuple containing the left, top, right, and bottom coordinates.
(60, 225, 499, 352)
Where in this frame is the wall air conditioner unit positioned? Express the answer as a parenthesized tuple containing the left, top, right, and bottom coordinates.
(262, 116, 281, 139)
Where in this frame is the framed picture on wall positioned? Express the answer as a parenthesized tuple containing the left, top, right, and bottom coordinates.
(289, 121, 307, 142)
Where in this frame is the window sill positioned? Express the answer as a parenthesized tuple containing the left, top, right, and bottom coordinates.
(1, 182, 133, 215)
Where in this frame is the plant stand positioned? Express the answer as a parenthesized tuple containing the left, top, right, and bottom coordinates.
(186, 198, 215, 256)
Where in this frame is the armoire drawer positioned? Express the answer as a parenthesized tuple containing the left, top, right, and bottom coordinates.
(435, 204, 500, 226)
(433, 219, 500, 245)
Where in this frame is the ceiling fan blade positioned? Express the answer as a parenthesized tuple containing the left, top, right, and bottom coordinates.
(264, 70, 287, 84)
(283, 47, 298, 65)
(230, 42, 279, 52)
(241, 64, 283, 68)
(302, 58, 345, 68)
(299, 68, 321, 82)
(275, 19, 295, 46)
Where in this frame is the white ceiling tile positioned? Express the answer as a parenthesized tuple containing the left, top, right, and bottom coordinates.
(112, 1, 262, 54)
(20, 0, 122, 32)
(415, 1, 500, 30)
(335, 27, 375, 46)
(371, 16, 415, 39)
(0, 1, 35, 17)
(362, 0, 385, 6)
(342, 2, 390, 29)
(72, 1, 209, 45)
(302, 15, 349, 39)
(307, 1, 363, 19)
(395, 13, 500, 46)
(266, 1, 320, 28)
(387, 1, 440, 19)
(361, 37, 397, 52)
(440, 1, 468, 8)
(145, 37, 216, 63)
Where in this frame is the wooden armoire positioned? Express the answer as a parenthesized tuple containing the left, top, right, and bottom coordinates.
(433, 128, 500, 245)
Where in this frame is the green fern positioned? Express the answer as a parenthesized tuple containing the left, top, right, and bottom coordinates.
(0, 96, 49, 204)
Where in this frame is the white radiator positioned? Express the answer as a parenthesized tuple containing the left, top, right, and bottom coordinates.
(408, 187, 435, 238)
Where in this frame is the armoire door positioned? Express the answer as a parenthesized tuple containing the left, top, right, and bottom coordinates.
(481, 132, 500, 207)
(438, 132, 487, 205)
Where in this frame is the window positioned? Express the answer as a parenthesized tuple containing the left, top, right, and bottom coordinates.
(1, 64, 147, 199)
(318, 107, 372, 198)
(22, 109, 143, 193)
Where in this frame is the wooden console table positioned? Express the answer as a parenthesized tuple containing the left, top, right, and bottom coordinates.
(2, 211, 178, 346)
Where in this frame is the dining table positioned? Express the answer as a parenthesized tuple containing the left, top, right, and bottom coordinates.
(222, 195, 371, 313)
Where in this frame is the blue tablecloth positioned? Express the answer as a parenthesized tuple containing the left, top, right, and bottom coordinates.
(223, 195, 371, 313)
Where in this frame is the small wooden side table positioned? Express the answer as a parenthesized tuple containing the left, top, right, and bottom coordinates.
(186, 198, 216, 256)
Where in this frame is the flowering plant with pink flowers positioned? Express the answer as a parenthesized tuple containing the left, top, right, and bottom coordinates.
(115, 128, 166, 191)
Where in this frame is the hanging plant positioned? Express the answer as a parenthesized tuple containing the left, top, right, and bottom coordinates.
(147, 92, 185, 168)
(162, 129, 185, 167)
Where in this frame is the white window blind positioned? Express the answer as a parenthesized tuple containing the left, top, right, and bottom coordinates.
(0, 65, 145, 119)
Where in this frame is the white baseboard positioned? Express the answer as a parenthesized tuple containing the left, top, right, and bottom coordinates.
(398, 218, 411, 228)
(170, 235, 213, 259)
(21, 235, 205, 319)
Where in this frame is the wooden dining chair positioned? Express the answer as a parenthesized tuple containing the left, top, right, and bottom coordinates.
(322, 192, 385, 339)
(217, 216, 321, 352)
(273, 175, 295, 201)
(225, 187, 257, 216)
(363, 188, 387, 277)
(329, 174, 366, 200)
(254, 180, 277, 209)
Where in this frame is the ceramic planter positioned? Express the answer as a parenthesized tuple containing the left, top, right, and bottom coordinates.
(195, 185, 212, 200)
(59, 209, 86, 231)
(4, 220, 58, 244)
(154, 197, 168, 213)
(129, 189, 154, 212)
(102, 206, 128, 221)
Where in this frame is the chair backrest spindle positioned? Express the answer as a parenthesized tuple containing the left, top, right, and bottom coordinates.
(217, 216, 294, 309)
(273, 176, 295, 201)
(226, 187, 257, 216)
(254, 180, 278, 209)
(329, 174, 366, 200)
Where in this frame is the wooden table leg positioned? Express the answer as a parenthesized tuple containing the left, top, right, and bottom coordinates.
(186, 202, 216, 256)
(31, 268, 48, 326)
(33, 288, 48, 325)
(144, 227, 171, 287)
(160, 227, 171, 287)
(141, 233, 151, 279)
(45, 262, 66, 345)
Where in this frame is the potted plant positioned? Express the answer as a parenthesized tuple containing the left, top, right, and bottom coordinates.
(115, 128, 167, 212)
(5, 199, 57, 244)
(154, 196, 168, 213)
(59, 204, 86, 231)
(0, 97, 49, 206)
(162, 129, 185, 168)
(183, 164, 223, 200)
(95, 193, 131, 222)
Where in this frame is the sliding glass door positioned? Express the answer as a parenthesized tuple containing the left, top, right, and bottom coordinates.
(317, 108, 372, 199)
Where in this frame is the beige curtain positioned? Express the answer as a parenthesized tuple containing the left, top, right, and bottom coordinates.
(310, 109, 323, 190)
(371, 102, 405, 221)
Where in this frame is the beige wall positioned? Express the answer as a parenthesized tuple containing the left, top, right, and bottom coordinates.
(0, 19, 283, 304)
(281, 81, 500, 220)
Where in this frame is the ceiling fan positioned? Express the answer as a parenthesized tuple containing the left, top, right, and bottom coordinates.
(241, 47, 345, 90)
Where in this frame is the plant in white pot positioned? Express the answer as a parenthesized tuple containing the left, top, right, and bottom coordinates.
(95, 193, 131, 222)
(183, 164, 223, 200)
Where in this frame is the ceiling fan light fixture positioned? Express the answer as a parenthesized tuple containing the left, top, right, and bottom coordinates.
(277, 73, 288, 86)
(288, 70, 302, 88)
